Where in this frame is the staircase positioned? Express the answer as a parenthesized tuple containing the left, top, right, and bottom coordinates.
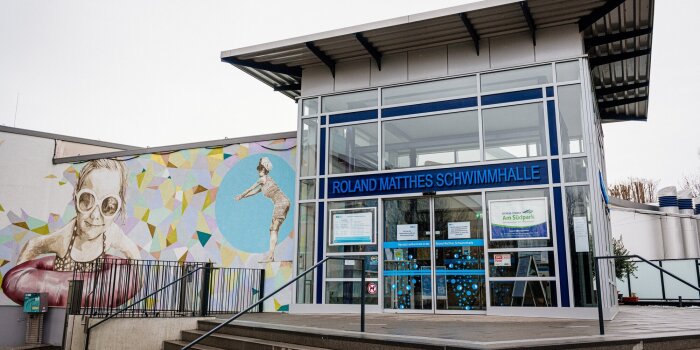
(164, 317, 700, 350)
(163, 319, 438, 350)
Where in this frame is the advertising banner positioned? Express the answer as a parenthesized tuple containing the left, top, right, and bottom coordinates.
(330, 208, 375, 245)
(489, 197, 549, 241)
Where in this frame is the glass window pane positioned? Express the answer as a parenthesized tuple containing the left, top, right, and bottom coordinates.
(481, 65, 553, 93)
(558, 84, 584, 154)
(483, 103, 546, 160)
(566, 186, 595, 307)
(329, 123, 378, 174)
(556, 61, 580, 82)
(300, 118, 318, 177)
(490, 281, 557, 307)
(563, 157, 588, 182)
(327, 199, 378, 254)
(383, 111, 479, 170)
(302, 98, 318, 116)
(299, 179, 315, 200)
(296, 203, 315, 303)
(382, 76, 477, 106)
(326, 281, 379, 305)
(489, 251, 555, 277)
(486, 188, 553, 249)
(322, 90, 377, 113)
(326, 256, 378, 279)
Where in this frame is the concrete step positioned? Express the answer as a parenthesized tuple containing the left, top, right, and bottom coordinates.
(191, 319, 700, 350)
(194, 320, 448, 350)
(178, 330, 331, 350)
(163, 339, 224, 350)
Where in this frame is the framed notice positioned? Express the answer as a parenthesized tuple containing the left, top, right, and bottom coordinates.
(573, 216, 590, 252)
(447, 222, 470, 239)
(329, 208, 376, 246)
(397, 224, 418, 241)
(489, 197, 549, 241)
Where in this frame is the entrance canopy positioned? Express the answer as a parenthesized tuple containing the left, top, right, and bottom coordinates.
(222, 0, 654, 122)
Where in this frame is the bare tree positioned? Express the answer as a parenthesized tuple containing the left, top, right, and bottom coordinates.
(679, 172, 700, 197)
(608, 177, 659, 203)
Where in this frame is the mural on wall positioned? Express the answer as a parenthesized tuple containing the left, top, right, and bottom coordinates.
(0, 136, 296, 311)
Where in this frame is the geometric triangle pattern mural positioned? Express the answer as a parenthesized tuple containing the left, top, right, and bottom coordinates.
(0, 138, 297, 311)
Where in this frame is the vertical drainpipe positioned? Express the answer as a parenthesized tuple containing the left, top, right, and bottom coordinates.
(678, 190, 699, 258)
(658, 186, 684, 259)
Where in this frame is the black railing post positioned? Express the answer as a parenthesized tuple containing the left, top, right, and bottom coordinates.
(626, 270, 632, 298)
(360, 259, 366, 333)
(594, 257, 604, 335)
(200, 262, 213, 317)
(659, 260, 666, 300)
(258, 268, 266, 313)
(695, 259, 700, 299)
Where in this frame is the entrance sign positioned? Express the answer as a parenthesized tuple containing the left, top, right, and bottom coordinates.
(447, 222, 470, 239)
(327, 160, 548, 198)
(573, 216, 590, 252)
(489, 197, 549, 241)
(397, 224, 418, 241)
(330, 208, 376, 245)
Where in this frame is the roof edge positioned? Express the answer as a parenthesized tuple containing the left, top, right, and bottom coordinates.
(0, 125, 141, 150)
(221, 0, 519, 58)
(52, 131, 297, 165)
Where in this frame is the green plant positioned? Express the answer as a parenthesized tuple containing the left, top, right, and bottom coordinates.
(613, 237, 638, 280)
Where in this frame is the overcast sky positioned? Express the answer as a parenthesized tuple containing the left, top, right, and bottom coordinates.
(0, 0, 698, 188)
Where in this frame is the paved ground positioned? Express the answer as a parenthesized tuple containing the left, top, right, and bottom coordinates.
(228, 306, 700, 347)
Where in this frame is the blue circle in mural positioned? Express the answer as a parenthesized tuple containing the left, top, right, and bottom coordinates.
(215, 153, 295, 253)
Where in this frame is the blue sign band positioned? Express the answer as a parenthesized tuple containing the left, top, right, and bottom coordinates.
(384, 269, 485, 276)
(334, 236, 373, 243)
(328, 160, 548, 198)
(384, 239, 484, 249)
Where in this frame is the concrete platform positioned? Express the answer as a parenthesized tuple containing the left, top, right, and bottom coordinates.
(218, 306, 700, 349)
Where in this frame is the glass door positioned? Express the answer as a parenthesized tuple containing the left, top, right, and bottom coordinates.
(383, 194, 486, 313)
(383, 197, 432, 311)
(433, 194, 486, 311)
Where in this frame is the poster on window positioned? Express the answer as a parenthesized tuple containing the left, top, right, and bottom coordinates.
(330, 208, 376, 245)
(488, 197, 549, 241)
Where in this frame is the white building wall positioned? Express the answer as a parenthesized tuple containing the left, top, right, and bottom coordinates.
(302, 24, 582, 96)
(610, 209, 664, 260)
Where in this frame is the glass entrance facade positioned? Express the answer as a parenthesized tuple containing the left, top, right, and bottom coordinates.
(383, 195, 485, 312)
(294, 59, 610, 316)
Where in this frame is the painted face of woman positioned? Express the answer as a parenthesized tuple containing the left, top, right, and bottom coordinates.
(75, 169, 123, 240)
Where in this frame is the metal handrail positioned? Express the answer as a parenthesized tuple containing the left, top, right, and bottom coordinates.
(182, 256, 367, 350)
(84, 264, 210, 350)
(594, 254, 700, 335)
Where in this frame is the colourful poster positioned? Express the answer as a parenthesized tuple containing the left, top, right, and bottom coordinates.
(488, 197, 549, 241)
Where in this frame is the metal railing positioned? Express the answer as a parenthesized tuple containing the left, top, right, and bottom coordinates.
(72, 258, 264, 318)
(182, 256, 367, 350)
(68, 258, 264, 350)
(594, 254, 700, 335)
(616, 257, 700, 303)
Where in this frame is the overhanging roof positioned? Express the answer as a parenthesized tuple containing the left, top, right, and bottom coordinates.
(222, 0, 654, 122)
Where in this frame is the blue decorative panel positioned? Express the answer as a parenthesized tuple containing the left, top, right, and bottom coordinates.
(551, 159, 560, 184)
(481, 88, 542, 105)
(547, 100, 558, 156)
(553, 186, 570, 307)
(328, 110, 378, 124)
(382, 97, 477, 118)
